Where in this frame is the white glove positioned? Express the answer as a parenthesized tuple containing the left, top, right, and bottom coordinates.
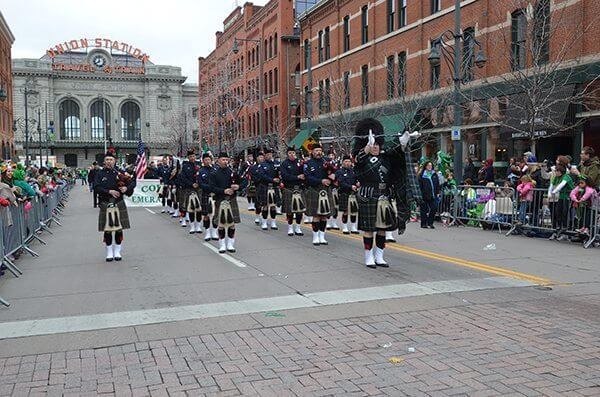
(400, 131, 411, 148)
(367, 129, 375, 147)
(410, 131, 421, 139)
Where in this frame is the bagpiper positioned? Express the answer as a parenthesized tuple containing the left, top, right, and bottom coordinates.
(198, 153, 218, 241)
(157, 156, 173, 214)
(303, 143, 335, 246)
(255, 148, 280, 230)
(94, 150, 136, 262)
(353, 118, 418, 268)
(250, 152, 264, 224)
(177, 149, 203, 233)
(326, 150, 341, 230)
(280, 146, 305, 236)
(335, 155, 359, 234)
(208, 152, 245, 253)
(239, 153, 256, 211)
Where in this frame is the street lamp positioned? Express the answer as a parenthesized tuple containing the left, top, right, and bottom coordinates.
(427, 0, 486, 182)
(233, 37, 264, 147)
(21, 87, 39, 167)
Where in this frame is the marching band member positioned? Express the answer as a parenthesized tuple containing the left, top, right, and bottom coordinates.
(177, 150, 202, 232)
(208, 152, 245, 253)
(303, 143, 335, 246)
(198, 153, 218, 241)
(280, 146, 305, 237)
(250, 152, 264, 224)
(94, 150, 136, 262)
(353, 118, 418, 268)
(157, 156, 173, 214)
(255, 149, 280, 230)
(335, 155, 359, 235)
(240, 153, 256, 211)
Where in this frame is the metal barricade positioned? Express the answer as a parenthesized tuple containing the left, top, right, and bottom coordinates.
(452, 185, 516, 232)
(507, 187, 555, 237)
(586, 195, 600, 248)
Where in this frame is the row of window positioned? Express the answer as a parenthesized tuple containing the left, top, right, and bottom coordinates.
(58, 99, 141, 141)
(240, 106, 280, 137)
(246, 33, 279, 70)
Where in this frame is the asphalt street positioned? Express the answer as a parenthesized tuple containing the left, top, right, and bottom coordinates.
(0, 185, 599, 396)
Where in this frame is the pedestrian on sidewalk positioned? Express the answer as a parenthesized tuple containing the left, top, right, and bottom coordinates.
(418, 161, 441, 230)
(88, 162, 99, 208)
(95, 150, 136, 262)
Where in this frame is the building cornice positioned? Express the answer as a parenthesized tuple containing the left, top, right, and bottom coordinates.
(0, 11, 15, 44)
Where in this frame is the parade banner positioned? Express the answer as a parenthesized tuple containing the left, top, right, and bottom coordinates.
(124, 179, 162, 207)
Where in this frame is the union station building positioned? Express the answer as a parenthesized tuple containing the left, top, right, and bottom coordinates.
(12, 38, 198, 167)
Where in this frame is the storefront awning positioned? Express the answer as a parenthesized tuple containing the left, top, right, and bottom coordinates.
(503, 85, 576, 138)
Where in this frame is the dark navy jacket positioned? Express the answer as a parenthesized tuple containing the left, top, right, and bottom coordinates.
(255, 160, 278, 185)
(93, 167, 136, 204)
(335, 167, 356, 193)
(177, 161, 198, 189)
(157, 164, 173, 184)
(303, 157, 329, 188)
(209, 166, 246, 200)
(197, 165, 214, 192)
(280, 159, 304, 187)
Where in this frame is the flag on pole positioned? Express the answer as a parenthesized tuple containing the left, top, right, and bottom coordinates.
(135, 136, 147, 180)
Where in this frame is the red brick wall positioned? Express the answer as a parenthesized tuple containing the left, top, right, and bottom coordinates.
(0, 28, 13, 158)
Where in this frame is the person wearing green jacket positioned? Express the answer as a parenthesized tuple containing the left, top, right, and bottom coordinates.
(548, 165, 574, 240)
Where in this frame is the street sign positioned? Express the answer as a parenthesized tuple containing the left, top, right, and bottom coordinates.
(451, 127, 461, 141)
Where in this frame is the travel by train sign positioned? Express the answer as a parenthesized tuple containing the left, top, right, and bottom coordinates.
(46, 38, 150, 63)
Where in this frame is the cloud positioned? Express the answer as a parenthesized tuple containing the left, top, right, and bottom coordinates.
(2, 0, 269, 83)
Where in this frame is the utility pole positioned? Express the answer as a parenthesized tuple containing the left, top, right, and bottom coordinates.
(37, 108, 42, 167)
(24, 88, 30, 167)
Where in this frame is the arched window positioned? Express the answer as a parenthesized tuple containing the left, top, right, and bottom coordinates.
(90, 99, 111, 140)
(274, 33, 278, 56)
(121, 101, 141, 140)
(59, 99, 81, 140)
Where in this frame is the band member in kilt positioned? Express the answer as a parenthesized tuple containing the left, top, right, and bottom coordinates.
(303, 143, 335, 246)
(177, 150, 202, 232)
(335, 155, 359, 234)
(209, 152, 245, 253)
(157, 156, 173, 214)
(353, 118, 418, 268)
(280, 146, 306, 236)
(250, 153, 263, 224)
(255, 149, 280, 230)
(94, 151, 136, 262)
(326, 152, 341, 230)
(198, 153, 218, 242)
(239, 153, 256, 211)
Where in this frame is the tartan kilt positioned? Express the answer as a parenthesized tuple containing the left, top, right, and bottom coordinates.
(282, 187, 305, 214)
(178, 187, 200, 212)
(256, 184, 279, 208)
(357, 194, 398, 232)
(338, 191, 351, 213)
(247, 181, 256, 199)
(98, 200, 130, 232)
(200, 192, 212, 216)
(212, 196, 241, 228)
(304, 186, 333, 217)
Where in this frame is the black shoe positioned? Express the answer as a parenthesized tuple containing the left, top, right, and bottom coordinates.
(212, 237, 219, 241)
(227, 248, 236, 253)
(313, 242, 320, 246)
(295, 232, 304, 236)
(376, 263, 390, 268)
(421, 226, 428, 229)
(114, 257, 122, 262)
(351, 231, 360, 235)
(343, 231, 350, 235)
(366, 264, 377, 269)
(106, 258, 114, 262)
(428, 225, 435, 229)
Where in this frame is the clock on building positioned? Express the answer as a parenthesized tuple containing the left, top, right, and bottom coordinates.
(92, 54, 107, 68)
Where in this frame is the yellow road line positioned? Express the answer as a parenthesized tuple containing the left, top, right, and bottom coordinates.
(239, 209, 554, 286)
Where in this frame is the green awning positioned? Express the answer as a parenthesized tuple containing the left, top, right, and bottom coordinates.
(289, 128, 312, 149)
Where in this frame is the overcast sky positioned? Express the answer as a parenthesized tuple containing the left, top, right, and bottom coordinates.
(2, 0, 269, 84)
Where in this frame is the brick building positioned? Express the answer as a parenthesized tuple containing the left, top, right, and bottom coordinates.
(0, 11, 15, 159)
(297, 0, 600, 168)
(198, 1, 305, 155)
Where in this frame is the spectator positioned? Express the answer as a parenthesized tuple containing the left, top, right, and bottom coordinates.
(575, 146, 599, 189)
(463, 157, 477, 183)
(506, 157, 521, 185)
(548, 165, 574, 240)
(144, 162, 158, 179)
(478, 159, 495, 184)
(570, 175, 596, 234)
(418, 161, 441, 229)
(516, 175, 535, 224)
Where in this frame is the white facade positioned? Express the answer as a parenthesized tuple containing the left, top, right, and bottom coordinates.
(12, 47, 198, 167)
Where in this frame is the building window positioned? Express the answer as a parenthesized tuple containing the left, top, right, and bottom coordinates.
(59, 99, 81, 140)
(343, 71, 351, 109)
(274, 68, 278, 93)
(398, 51, 407, 96)
(269, 36, 273, 58)
(324, 27, 331, 60)
(387, 0, 396, 33)
(361, 65, 369, 105)
(318, 80, 324, 114)
(324, 79, 331, 113)
(431, 0, 441, 14)
(264, 39, 268, 61)
(343, 15, 351, 52)
(318, 30, 324, 63)
(120, 101, 141, 140)
(90, 99, 111, 140)
(304, 39, 310, 68)
(304, 86, 311, 117)
(431, 41, 441, 89)
(462, 27, 475, 82)
(533, 0, 550, 65)
(511, 10, 527, 70)
(399, 0, 407, 28)
(387, 55, 395, 99)
(268, 70, 273, 95)
(361, 6, 369, 45)
(274, 33, 278, 56)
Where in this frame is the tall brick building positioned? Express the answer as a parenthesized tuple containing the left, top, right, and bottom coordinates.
(298, 0, 600, 167)
(0, 11, 15, 159)
(198, 1, 304, 155)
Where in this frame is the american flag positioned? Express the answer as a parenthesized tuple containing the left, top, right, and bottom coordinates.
(135, 136, 147, 180)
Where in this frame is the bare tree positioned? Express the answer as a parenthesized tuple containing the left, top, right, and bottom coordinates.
(161, 110, 190, 155)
